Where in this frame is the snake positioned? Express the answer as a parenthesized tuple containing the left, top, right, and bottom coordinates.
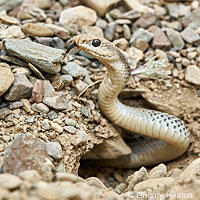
(67, 34, 190, 168)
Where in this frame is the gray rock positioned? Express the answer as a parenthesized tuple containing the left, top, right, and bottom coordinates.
(0, 0, 23, 12)
(0, 107, 12, 119)
(180, 27, 200, 44)
(62, 62, 85, 78)
(59, 75, 73, 84)
(95, 18, 107, 30)
(8, 101, 23, 110)
(130, 28, 153, 44)
(65, 118, 77, 126)
(64, 126, 77, 134)
(47, 110, 58, 120)
(74, 130, 91, 146)
(43, 80, 55, 97)
(31, 103, 49, 113)
(26, 116, 35, 123)
(43, 92, 68, 110)
(104, 22, 116, 41)
(46, 142, 63, 160)
(41, 120, 50, 130)
(166, 29, 185, 50)
(182, 8, 200, 29)
(167, 3, 179, 18)
(3, 39, 65, 74)
(4, 73, 33, 101)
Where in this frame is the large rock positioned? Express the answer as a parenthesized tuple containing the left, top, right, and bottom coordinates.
(59, 5, 97, 29)
(0, 67, 14, 96)
(185, 65, 200, 85)
(3, 134, 53, 181)
(3, 39, 65, 74)
(4, 73, 33, 101)
(0, 0, 23, 12)
(82, 0, 121, 16)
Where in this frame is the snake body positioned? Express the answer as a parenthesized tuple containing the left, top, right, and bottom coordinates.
(68, 34, 190, 168)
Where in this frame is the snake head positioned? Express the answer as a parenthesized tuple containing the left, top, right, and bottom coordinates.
(67, 34, 121, 64)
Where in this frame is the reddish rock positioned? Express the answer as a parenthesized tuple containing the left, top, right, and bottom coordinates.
(149, 25, 171, 50)
(134, 13, 157, 29)
(32, 80, 44, 103)
(3, 134, 53, 181)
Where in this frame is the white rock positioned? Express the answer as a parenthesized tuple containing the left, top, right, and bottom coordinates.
(0, 26, 26, 39)
(185, 65, 200, 85)
(59, 6, 97, 29)
(0, 174, 22, 189)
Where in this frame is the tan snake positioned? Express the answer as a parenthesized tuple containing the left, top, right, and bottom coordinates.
(67, 34, 190, 168)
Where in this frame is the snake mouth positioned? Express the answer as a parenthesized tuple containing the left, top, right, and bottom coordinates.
(66, 42, 77, 54)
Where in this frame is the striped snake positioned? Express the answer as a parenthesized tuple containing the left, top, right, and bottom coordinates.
(67, 34, 190, 168)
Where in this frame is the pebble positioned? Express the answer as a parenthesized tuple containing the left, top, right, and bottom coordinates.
(182, 7, 200, 29)
(0, 67, 14, 96)
(166, 28, 185, 50)
(0, 15, 19, 25)
(182, 58, 190, 67)
(0, 107, 12, 120)
(180, 27, 200, 44)
(133, 39, 149, 52)
(19, 170, 42, 182)
(46, 142, 63, 160)
(43, 92, 68, 110)
(47, 110, 58, 120)
(123, 24, 131, 40)
(113, 38, 128, 50)
(0, 25, 26, 39)
(82, 25, 104, 37)
(64, 126, 77, 134)
(95, 18, 107, 30)
(51, 122, 63, 133)
(167, 3, 179, 18)
(185, 65, 200, 85)
(26, 116, 35, 123)
(31, 103, 49, 113)
(22, 0, 52, 9)
(166, 21, 183, 31)
(109, 8, 122, 19)
(104, 22, 116, 41)
(59, 75, 73, 85)
(148, 164, 167, 179)
(3, 134, 53, 181)
(21, 98, 32, 113)
(8, 101, 23, 110)
(55, 172, 84, 183)
(149, 26, 171, 50)
(62, 62, 85, 78)
(74, 130, 91, 146)
(74, 79, 88, 93)
(187, 52, 197, 60)
(130, 28, 153, 44)
(134, 13, 157, 29)
(3, 39, 65, 74)
(59, 5, 97, 29)
(4, 73, 33, 101)
(0, 174, 22, 189)
(86, 177, 108, 190)
(155, 49, 168, 61)
(82, 0, 121, 17)
(32, 79, 44, 103)
(22, 23, 53, 37)
(0, 0, 23, 12)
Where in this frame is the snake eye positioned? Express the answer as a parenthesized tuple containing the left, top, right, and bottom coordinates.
(92, 39, 101, 47)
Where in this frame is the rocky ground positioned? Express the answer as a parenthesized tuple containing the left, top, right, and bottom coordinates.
(0, 0, 200, 199)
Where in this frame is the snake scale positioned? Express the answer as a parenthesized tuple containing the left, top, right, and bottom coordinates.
(67, 34, 190, 168)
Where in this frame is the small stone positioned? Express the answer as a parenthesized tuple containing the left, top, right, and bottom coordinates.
(166, 29, 185, 50)
(19, 170, 42, 182)
(179, 4, 191, 17)
(3, 39, 65, 74)
(187, 52, 197, 60)
(0, 174, 22, 189)
(109, 8, 122, 19)
(12, 66, 31, 77)
(82, 25, 104, 37)
(59, 75, 73, 85)
(8, 101, 23, 110)
(167, 3, 179, 18)
(65, 118, 77, 126)
(182, 58, 190, 67)
(104, 22, 116, 41)
(82, 0, 120, 16)
(59, 5, 97, 29)
(0, 67, 14, 96)
(182, 7, 200, 29)
(133, 39, 149, 52)
(64, 126, 77, 134)
(26, 116, 35, 123)
(148, 164, 167, 178)
(43, 80, 55, 97)
(0, 25, 25, 39)
(74, 130, 91, 146)
(51, 122, 63, 133)
(113, 38, 128, 50)
(134, 13, 156, 29)
(56, 172, 84, 182)
(3, 134, 53, 181)
(32, 80, 44, 103)
(0, 0, 23, 12)
(21, 98, 32, 113)
(46, 142, 63, 160)
(0, 107, 12, 119)
(62, 62, 85, 78)
(31, 103, 49, 113)
(123, 24, 131, 40)
(180, 27, 200, 44)
(45, 24, 69, 40)
(4, 73, 33, 101)
(172, 68, 179, 78)
(130, 28, 153, 44)
(74, 80, 88, 94)
(0, 15, 19, 24)
(41, 119, 50, 130)
(47, 110, 58, 120)
(149, 26, 171, 50)
(95, 18, 107, 30)
(43, 93, 68, 110)
(185, 65, 200, 85)
(166, 21, 183, 31)
(22, 0, 52, 9)
(154, 4, 167, 16)
(86, 177, 108, 190)
(22, 23, 53, 37)
(155, 49, 168, 61)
